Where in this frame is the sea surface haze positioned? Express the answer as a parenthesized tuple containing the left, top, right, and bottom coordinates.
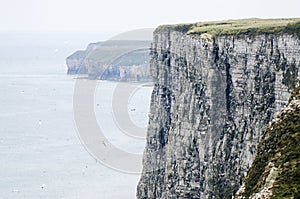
(0, 32, 151, 198)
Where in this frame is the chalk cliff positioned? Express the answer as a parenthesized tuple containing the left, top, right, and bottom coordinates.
(66, 42, 102, 74)
(66, 29, 155, 81)
(137, 18, 300, 198)
(83, 40, 151, 81)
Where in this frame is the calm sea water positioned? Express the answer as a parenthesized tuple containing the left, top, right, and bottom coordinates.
(0, 32, 152, 198)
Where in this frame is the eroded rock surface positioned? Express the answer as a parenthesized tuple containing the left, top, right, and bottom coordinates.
(137, 26, 300, 198)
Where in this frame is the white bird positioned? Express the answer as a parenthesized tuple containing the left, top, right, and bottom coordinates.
(41, 184, 46, 189)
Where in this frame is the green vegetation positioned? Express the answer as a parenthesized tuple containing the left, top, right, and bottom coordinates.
(67, 50, 87, 59)
(157, 18, 300, 37)
(155, 23, 194, 33)
(86, 40, 151, 64)
(111, 49, 149, 66)
(242, 81, 300, 198)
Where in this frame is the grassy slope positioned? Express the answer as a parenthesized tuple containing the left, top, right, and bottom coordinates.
(241, 81, 300, 198)
(66, 50, 87, 59)
(156, 18, 300, 37)
(86, 40, 151, 64)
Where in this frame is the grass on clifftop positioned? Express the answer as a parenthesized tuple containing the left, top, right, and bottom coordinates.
(157, 18, 300, 37)
(86, 40, 151, 64)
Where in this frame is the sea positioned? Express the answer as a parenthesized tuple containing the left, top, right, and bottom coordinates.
(0, 32, 152, 198)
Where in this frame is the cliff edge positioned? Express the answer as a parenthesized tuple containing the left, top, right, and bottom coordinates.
(137, 18, 300, 198)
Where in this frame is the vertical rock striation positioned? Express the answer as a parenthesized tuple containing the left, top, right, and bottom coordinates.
(137, 19, 300, 198)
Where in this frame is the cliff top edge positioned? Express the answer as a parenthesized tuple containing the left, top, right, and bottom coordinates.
(156, 18, 300, 37)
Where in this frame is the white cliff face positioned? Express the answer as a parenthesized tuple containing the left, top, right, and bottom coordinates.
(66, 41, 152, 81)
(66, 42, 103, 74)
(137, 29, 300, 199)
(66, 50, 89, 74)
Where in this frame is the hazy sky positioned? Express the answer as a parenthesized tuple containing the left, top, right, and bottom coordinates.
(0, 0, 299, 33)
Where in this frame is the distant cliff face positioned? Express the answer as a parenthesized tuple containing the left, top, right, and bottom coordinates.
(66, 40, 152, 81)
(66, 42, 102, 74)
(83, 40, 151, 81)
(66, 29, 155, 81)
(137, 19, 300, 198)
